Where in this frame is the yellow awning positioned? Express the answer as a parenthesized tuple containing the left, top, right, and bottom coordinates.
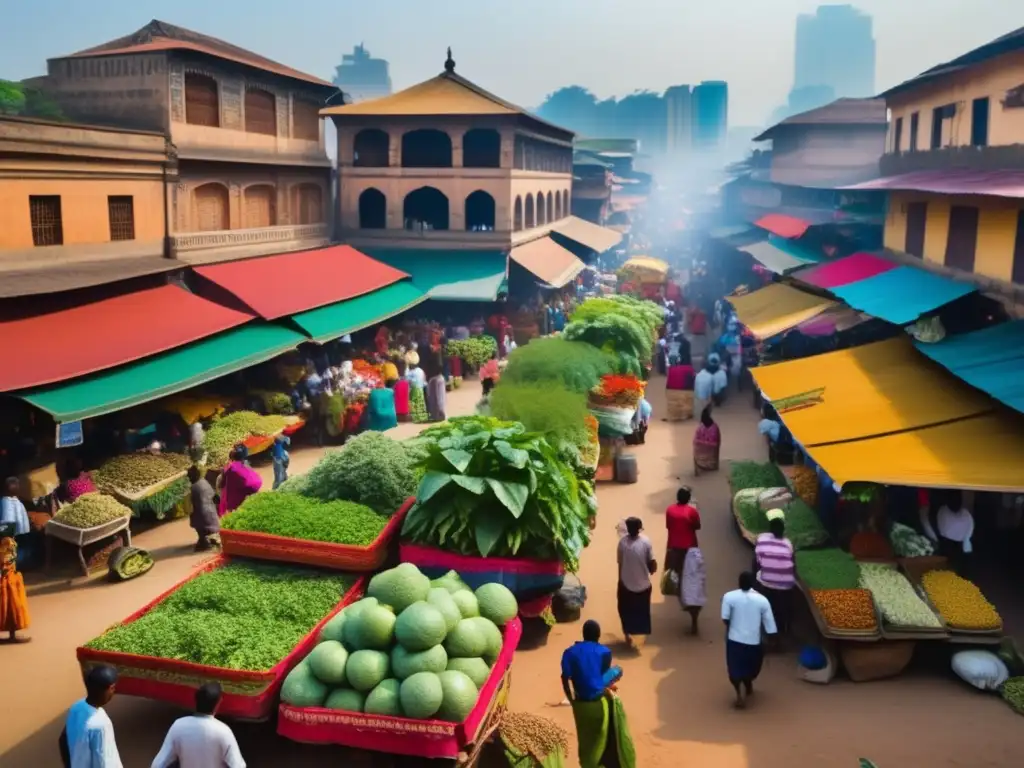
(811, 413, 1024, 492)
(510, 237, 585, 288)
(729, 283, 836, 339)
(751, 336, 994, 446)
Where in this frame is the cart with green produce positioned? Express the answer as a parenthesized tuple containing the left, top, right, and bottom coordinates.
(77, 558, 363, 720)
(731, 487, 828, 549)
(276, 563, 523, 762)
(45, 494, 133, 576)
(93, 453, 193, 519)
(203, 411, 302, 468)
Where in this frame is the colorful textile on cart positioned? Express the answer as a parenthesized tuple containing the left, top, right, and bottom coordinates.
(571, 694, 637, 768)
(400, 543, 565, 600)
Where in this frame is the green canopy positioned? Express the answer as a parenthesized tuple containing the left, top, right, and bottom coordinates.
(18, 322, 305, 422)
(291, 281, 428, 342)
(363, 249, 508, 301)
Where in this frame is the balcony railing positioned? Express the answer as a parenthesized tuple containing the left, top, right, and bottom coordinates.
(880, 143, 1024, 176)
(173, 223, 329, 253)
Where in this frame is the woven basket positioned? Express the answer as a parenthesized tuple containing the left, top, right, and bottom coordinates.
(665, 390, 693, 422)
(840, 640, 916, 682)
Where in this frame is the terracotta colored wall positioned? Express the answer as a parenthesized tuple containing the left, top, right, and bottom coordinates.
(884, 191, 1023, 283)
(0, 176, 165, 250)
(887, 50, 1024, 151)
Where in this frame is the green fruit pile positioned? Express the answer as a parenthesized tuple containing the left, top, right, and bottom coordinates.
(205, 411, 289, 467)
(281, 563, 519, 722)
(53, 493, 131, 528)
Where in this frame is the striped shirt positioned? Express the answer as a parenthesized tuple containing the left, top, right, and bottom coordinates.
(755, 533, 795, 590)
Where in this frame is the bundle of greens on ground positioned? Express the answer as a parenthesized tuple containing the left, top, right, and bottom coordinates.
(796, 548, 862, 590)
(93, 453, 191, 494)
(298, 432, 417, 514)
(501, 337, 614, 394)
(204, 411, 289, 466)
(222, 494, 390, 546)
(729, 461, 787, 492)
(85, 561, 353, 670)
(402, 416, 591, 569)
(53, 493, 131, 528)
(281, 563, 518, 721)
(489, 383, 590, 451)
(108, 546, 155, 581)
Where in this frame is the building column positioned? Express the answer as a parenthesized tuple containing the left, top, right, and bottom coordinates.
(500, 130, 515, 169)
(451, 129, 464, 168)
(389, 129, 402, 167)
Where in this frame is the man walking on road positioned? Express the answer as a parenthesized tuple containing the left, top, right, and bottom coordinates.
(721, 571, 777, 708)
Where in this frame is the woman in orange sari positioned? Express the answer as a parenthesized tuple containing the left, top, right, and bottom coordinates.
(0, 537, 30, 643)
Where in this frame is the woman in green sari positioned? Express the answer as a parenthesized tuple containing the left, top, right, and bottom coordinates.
(560, 621, 637, 768)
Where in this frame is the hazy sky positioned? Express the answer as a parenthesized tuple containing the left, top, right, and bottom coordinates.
(2, 0, 1020, 125)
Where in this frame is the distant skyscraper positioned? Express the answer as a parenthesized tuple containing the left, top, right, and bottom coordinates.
(333, 44, 392, 103)
(794, 5, 876, 98)
(664, 85, 693, 155)
(692, 81, 728, 148)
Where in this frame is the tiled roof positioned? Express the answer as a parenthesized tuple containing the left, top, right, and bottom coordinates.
(62, 20, 332, 87)
(755, 98, 886, 140)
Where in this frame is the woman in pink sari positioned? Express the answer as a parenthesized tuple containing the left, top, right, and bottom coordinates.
(693, 406, 722, 475)
(218, 445, 262, 517)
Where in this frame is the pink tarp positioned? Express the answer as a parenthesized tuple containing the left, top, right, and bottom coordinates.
(793, 252, 897, 289)
(842, 169, 1024, 199)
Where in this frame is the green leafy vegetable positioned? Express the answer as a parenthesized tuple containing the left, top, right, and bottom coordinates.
(85, 562, 353, 670)
(729, 461, 786, 492)
(299, 432, 417, 514)
(402, 416, 591, 569)
(222, 493, 389, 545)
(489, 384, 590, 450)
(502, 338, 615, 394)
(563, 314, 653, 375)
(446, 336, 498, 368)
(569, 295, 663, 339)
(733, 488, 828, 549)
(53, 493, 131, 528)
(796, 548, 861, 590)
(126, 477, 190, 519)
(93, 453, 191, 494)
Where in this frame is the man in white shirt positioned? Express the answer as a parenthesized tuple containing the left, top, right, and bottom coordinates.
(152, 682, 245, 768)
(62, 665, 122, 768)
(721, 571, 777, 709)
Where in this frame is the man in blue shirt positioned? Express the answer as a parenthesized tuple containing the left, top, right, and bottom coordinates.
(560, 620, 622, 703)
(271, 435, 290, 490)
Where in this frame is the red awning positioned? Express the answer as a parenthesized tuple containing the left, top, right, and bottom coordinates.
(194, 245, 410, 320)
(1, 285, 253, 392)
(754, 213, 812, 239)
(843, 169, 1024, 198)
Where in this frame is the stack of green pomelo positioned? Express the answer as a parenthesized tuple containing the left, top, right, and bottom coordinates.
(281, 562, 518, 722)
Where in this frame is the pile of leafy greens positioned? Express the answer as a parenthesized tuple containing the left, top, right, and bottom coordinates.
(402, 416, 592, 570)
(501, 337, 614, 394)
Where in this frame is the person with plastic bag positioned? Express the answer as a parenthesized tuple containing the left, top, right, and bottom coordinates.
(664, 487, 700, 596)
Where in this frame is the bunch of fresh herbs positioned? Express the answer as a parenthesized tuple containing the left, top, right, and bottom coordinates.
(222, 493, 389, 545)
(502, 338, 615, 394)
(489, 384, 590, 450)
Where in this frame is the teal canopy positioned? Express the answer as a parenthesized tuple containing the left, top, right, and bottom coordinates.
(363, 249, 508, 301)
(291, 281, 428, 342)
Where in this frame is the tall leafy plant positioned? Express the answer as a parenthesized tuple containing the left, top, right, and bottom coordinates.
(502, 337, 614, 393)
(563, 313, 652, 375)
(402, 416, 591, 569)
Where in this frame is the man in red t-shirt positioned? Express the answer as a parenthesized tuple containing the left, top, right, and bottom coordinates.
(666, 487, 701, 571)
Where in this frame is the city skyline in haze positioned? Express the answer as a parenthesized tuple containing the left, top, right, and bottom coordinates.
(1, 0, 1019, 126)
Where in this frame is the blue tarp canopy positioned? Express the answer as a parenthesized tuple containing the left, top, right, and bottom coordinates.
(830, 265, 976, 325)
(914, 320, 1024, 415)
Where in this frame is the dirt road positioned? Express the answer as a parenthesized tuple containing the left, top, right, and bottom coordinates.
(4, 380, 1022, 767)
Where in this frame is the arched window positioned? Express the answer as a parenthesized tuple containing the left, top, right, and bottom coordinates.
(192, 183, 230, 232)
(358, 188, 387, 229)
(403, 187, 449, 230)
(354, 129, 390, 167)
(244, 184, 276, 228)
(562, 190, 570, 217)
(524, 194, 535, 228)
(401, 129, 453, 168)
(546, 192, 554, 224)
(465, 191, 496, 231)
(513, 196, 523, 231)
(244, 88, 276, 135)
(292, 183, 323, 225)
(554, 192, 562, 221)
(462, 128, 501, 168)
(292, 99, 321, 141)
(536, 191, 547, 226)
(184, 73, 219, 127)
